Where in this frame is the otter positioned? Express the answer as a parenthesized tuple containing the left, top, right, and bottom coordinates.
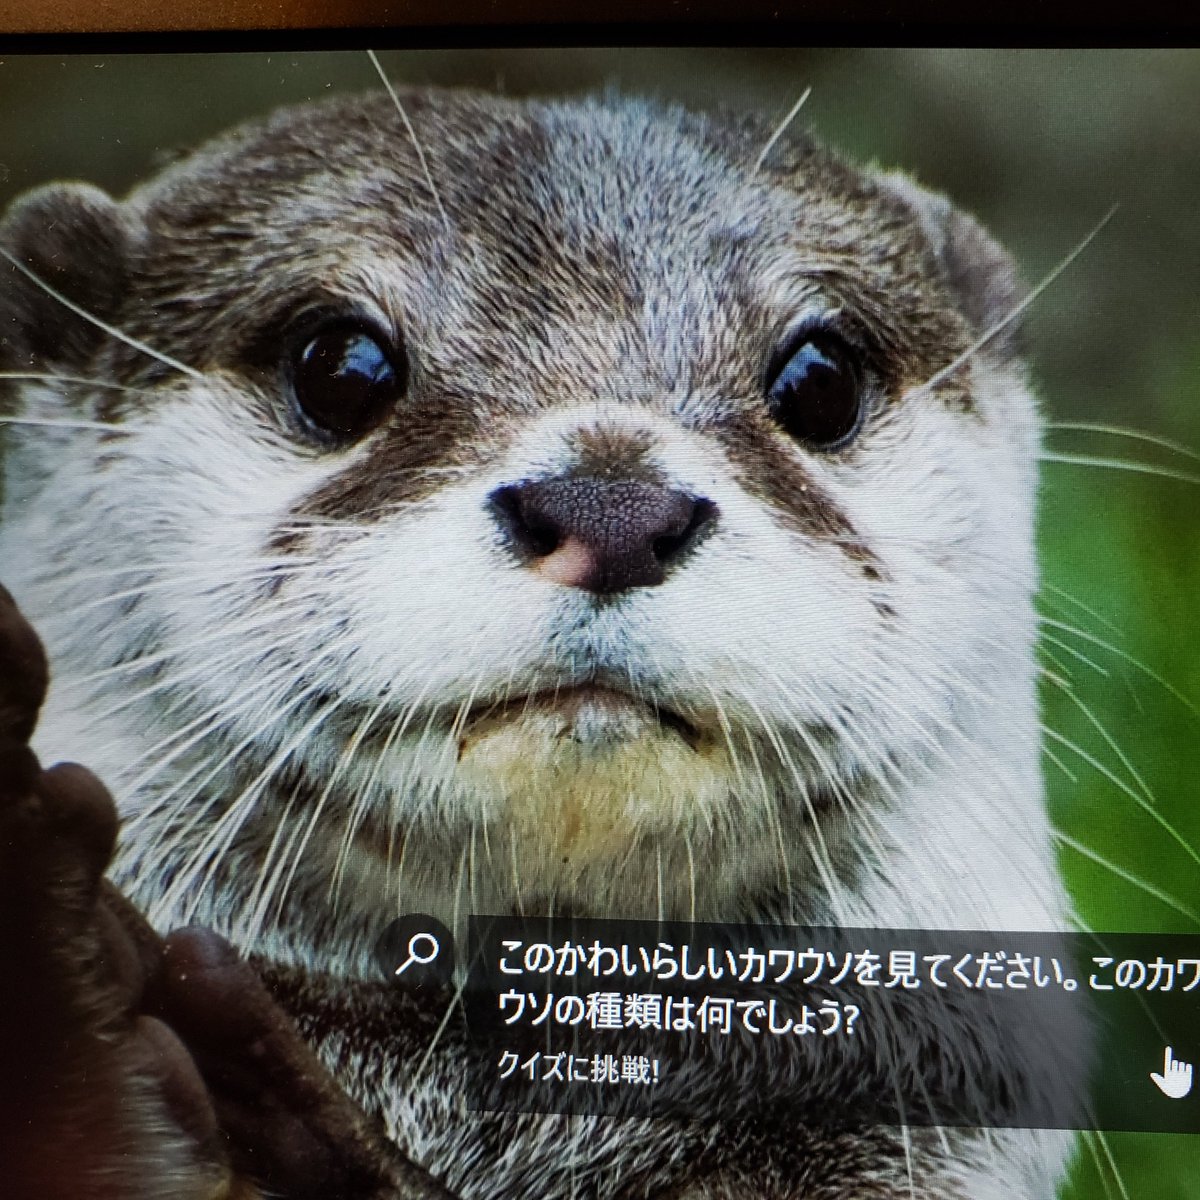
(0, 86, 1074, 1198)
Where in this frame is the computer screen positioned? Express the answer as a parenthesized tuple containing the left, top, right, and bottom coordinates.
(0, 43, 1197, 1200)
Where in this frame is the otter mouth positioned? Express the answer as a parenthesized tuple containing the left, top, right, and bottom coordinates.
(458, 682, 704, 748)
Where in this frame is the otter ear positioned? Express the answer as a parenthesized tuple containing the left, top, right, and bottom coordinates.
(0, 183, 131, 373)
(879, 172, 1027, 364)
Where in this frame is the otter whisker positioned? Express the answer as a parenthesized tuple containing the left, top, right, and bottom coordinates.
(270, 677, 393, 917)
(127, 634, 345, 833)
(451, 842, 468, 957)
(15, 553, 321, 591)
(469, 824, 479, 917)
(1044, 670, 1155, 805)
(123, 674, 322, 871)
(1043, 740, 1079, 785)
(239, 776, 307, 946)
(81, 597, 323, 690)
(1047, 420, 1200, 464)
(903, 203, 1117, 402)
(1081, 1129, 1133, 1200)
(798, 691, 913, 878)
(655, 844, 664, 924)
(751, 86, 813, 175)
(479, 816, 493, 869)
(161, 646, 361, 926)
(737, 689, 846, 919)
(0, 414, 146, 434)
(0, 245, 204, 382)
(509, 826, 524, 917)
(1054, 831, 1200, 926)
(116, 653, 317, 792)
(1043, 724, 1200, 869)
(64, 617, 316, 737)
(366, 49, 450, 232)
(1039, 630, 1110, 679)
(1042, 581, 1126, 641)
(66, 608, 321, 688)
(768, 683, 958, 923)
(1038, 656, 1074, 691)
(35, 564, 334, 622)
(413, 929, 470, 1088)
(899, 1123, 916, 1200)
(1039, 450, 1200, 487)
(24, 571, 335, 628)
(183, 693, 352, 926)
(0, 369, 147, 392)
(392, 796, 412, 913)
(356, 678, 441, 901)
(327, 697, 395, 904)
(683, 834, 697, 925)
(1042, 616, 1200, 722)
(809, 649, 1055, 923)
(694, 673, 758, 842)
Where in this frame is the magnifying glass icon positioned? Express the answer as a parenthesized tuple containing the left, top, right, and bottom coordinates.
(394, 931, 441, 976)
(376, 914, 453, 987)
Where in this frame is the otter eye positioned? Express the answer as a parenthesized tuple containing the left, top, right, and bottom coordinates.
(765, 333, 863, 450)
(292, 325, 405, 439)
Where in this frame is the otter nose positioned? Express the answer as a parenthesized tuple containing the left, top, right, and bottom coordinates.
(490, 478, 717, 594)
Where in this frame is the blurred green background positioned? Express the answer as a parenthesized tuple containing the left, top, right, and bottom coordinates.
(0, 47, 1197, 1199)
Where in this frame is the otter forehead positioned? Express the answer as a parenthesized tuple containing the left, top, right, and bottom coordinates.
(115, 90, 968, 400)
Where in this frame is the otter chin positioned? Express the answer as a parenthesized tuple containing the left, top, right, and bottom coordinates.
(452, 683, 732, 871)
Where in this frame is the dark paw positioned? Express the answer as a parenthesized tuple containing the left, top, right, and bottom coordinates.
(148, 927, 457, 1200)
(0, 585, 225, 1197)
(0, 585, 455, 1200)
(0, 581, 48, 743)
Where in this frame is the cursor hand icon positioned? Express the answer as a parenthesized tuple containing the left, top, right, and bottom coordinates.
(1151, 1047, 1193, 1099)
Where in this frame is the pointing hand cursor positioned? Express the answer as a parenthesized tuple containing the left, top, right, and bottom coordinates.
(1151, 1047, 1193, 1099)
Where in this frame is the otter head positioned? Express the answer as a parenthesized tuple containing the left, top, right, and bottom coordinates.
(0, 89, 1044, 959)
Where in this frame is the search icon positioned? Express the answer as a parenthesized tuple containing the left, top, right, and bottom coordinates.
(375, 914, 454, 989)
(396, 931, 441, 976)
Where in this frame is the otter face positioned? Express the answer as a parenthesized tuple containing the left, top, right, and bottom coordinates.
(0, 90, 1046, 950)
